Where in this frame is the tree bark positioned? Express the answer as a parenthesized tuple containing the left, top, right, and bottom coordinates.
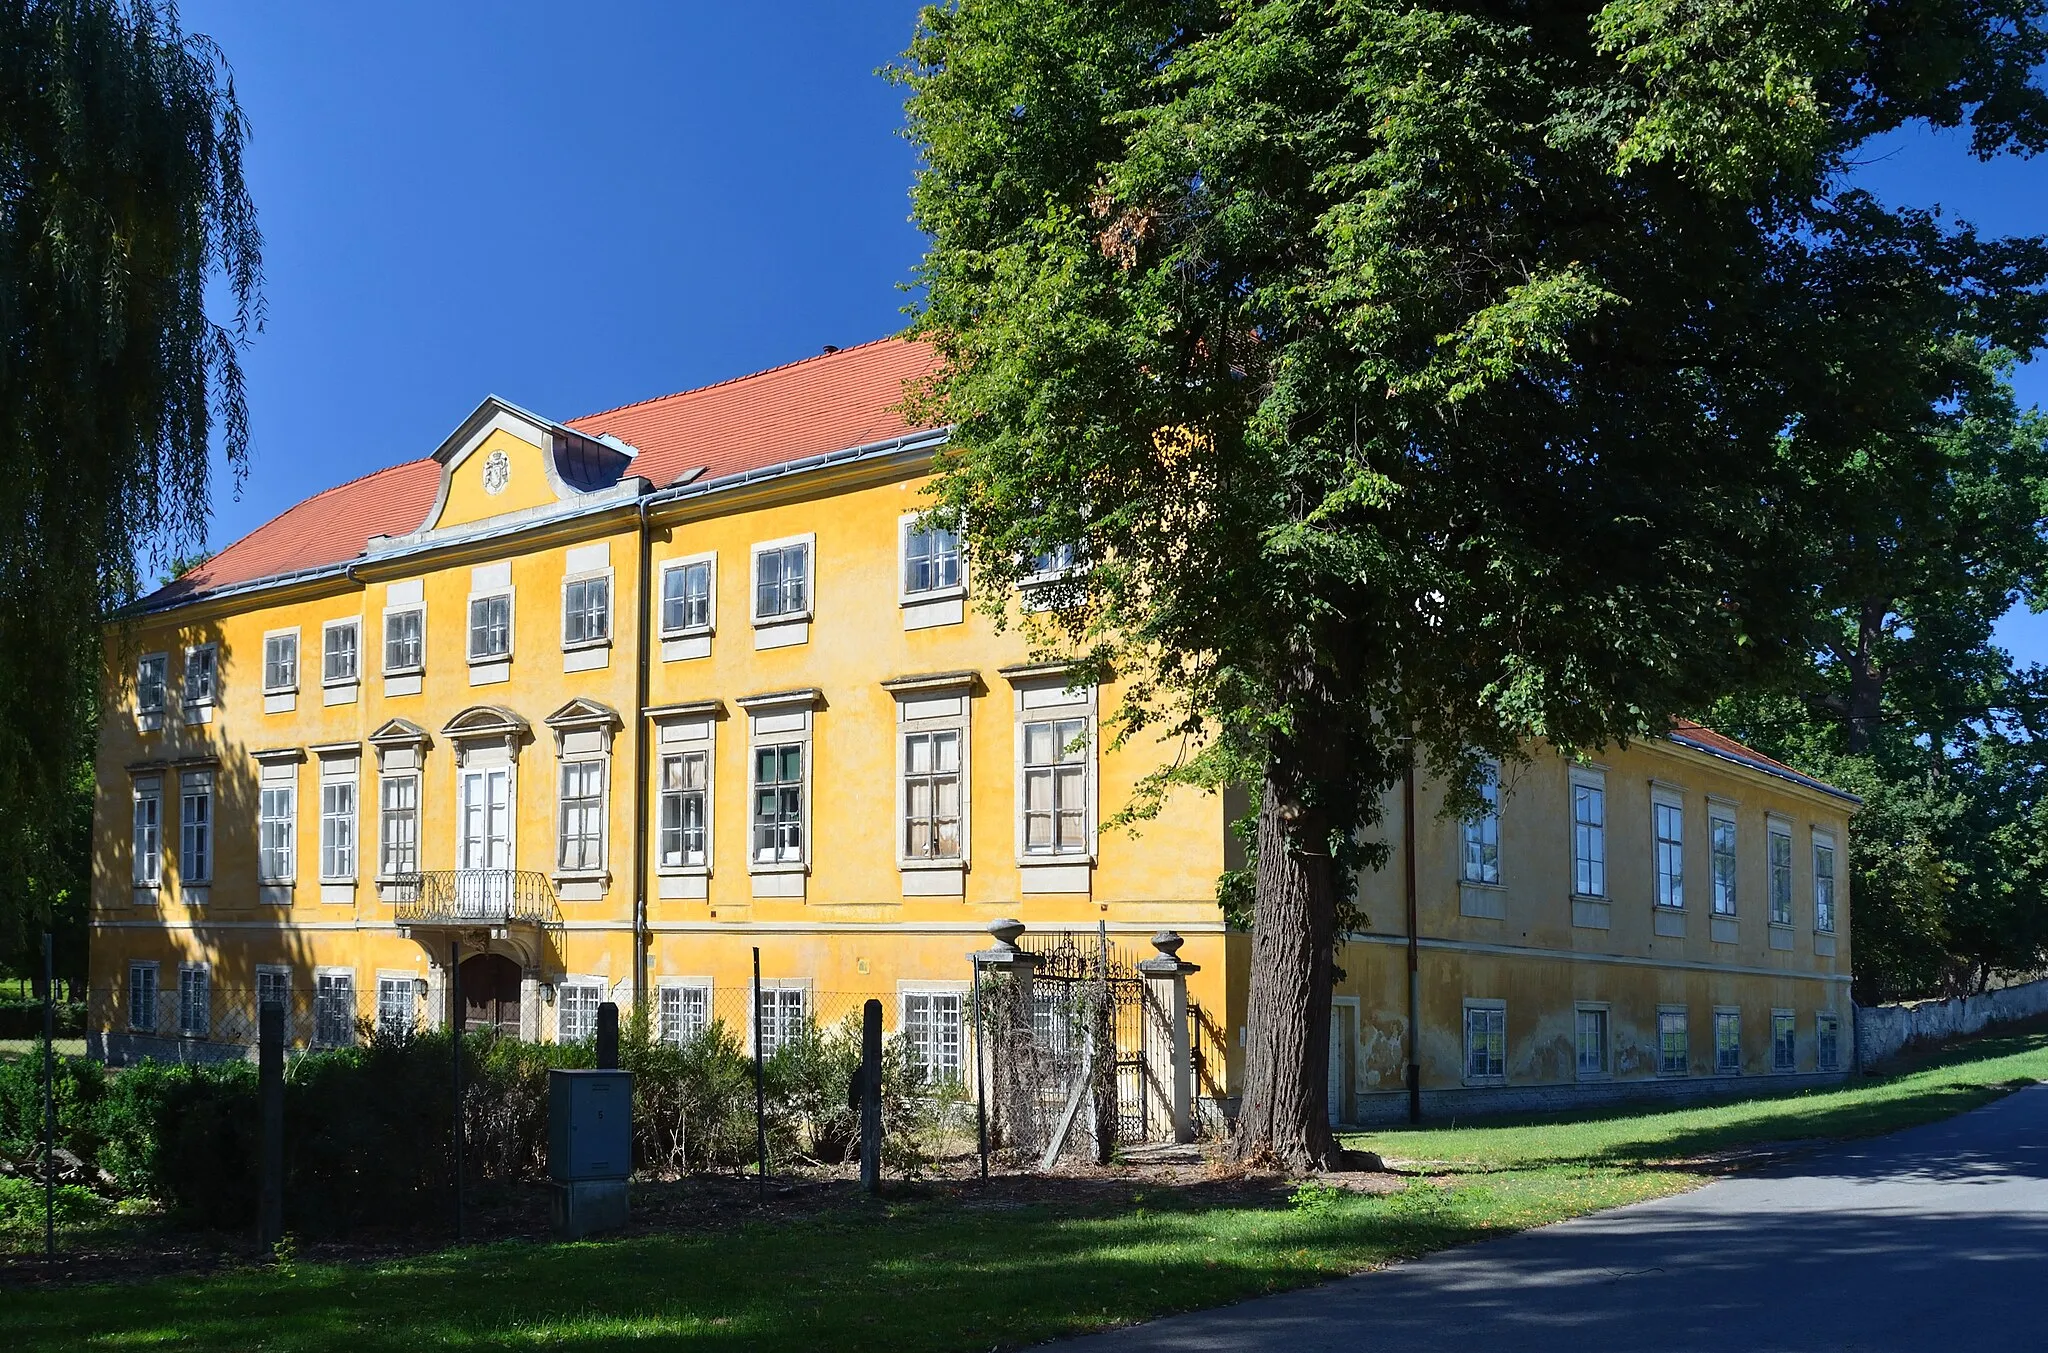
(1844, 597, 1889, 754)
(1229, 750, 1346, 1172)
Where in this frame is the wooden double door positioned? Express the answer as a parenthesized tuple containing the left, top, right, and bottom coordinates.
(458, 953, 522, 1035)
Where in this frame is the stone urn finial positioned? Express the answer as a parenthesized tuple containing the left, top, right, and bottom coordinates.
(1150, 930, 1185, 959)
(986, 917, 1026, 954)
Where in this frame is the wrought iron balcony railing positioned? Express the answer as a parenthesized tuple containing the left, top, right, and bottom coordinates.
(390, 870, 561, 928)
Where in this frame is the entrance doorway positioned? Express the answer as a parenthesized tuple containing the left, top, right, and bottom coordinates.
(459, 953, 522, 1035)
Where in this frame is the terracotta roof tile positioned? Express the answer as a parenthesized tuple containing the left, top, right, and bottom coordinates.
(138, 336, 942, 610)
(1668, 718, 1856, 802)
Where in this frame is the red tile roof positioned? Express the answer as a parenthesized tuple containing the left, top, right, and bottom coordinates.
(142, 336, 940, 608)
(1668, 718, 1855, 802)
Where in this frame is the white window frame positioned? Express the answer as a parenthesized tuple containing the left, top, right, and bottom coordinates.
(1020, 540, 1081, 586)
(383, 605, 426, 676)
(895, 685, 971, 872)
(182, 642, 219, 711)
(467, 589, 514, 664)
(901, 986, 968, 1083)
(258, 780, 297, 884)
(319, 764, 359, 884)
(658, 552, 717, 638)
(127, 961, 159, 1033)
(555, 753, 609, 876)
(179, 770, 213, 886)
(262, 628, 300, 695)
(899, 511, 966, 602)
(652, 709, 717, 878)
(560, 568, 614, 651)
(131, 776, 163, 889)
(1816, 1011, 1842, 1072)
(749, 533, 815, 625)
(741, 696, 816, 874)
(321, 618, 361, 687)
(378, 771, 421, 881)
(1708, 803, 1738, 917)
(256, 966, 292, 1040)
(1813, 830, 1838, 933)
(1014, 678, 1097, 864)
(753, 983, 809, 1057)
(1657, 1006, 1690, 1077)
(1771, 1009, 1797, 1073)
(1574, 1002, 1610, 1081)
(1462, 1000, 1507, 1085)
(1461, 761, 1501, 886)
(556, 979, 606, 1043)
(376, 974, 418, 1036)
(1714, 1008, 1743, 1075)
(1767, 816, 1795, 926)
(314, 969, 356, 1048)
(658, 746, 712, 872)
(136, 651, 168, 727)
(1652, 787, 1685, 910)
(1569, 766, 1606, 899)
(177, 962, 211, 1039)
(657, 979, 713, 1046)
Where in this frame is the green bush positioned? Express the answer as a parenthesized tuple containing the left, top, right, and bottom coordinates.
(0, 999, 86, 1039)
(0, 1041, 107, 1164)
(0, 1175, 105, 1236)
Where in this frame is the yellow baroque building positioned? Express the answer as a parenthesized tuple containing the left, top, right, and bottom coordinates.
(89, 336, 1856, 1125)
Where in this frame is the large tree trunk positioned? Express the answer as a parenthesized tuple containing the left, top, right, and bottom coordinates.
(1845, 596, 1889, 754)
(1229, 752, 1346, 1172)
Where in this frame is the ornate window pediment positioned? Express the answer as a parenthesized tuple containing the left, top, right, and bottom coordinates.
(544, 697, 623, 755)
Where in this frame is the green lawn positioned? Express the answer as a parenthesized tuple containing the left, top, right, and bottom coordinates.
(5, 1029, 2044, 1353)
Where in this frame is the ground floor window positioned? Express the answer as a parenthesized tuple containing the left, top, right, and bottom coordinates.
(1772, 1011, 1798, 1072)
(1463, 1003, 1506, 1083)
(377, 977, 416, 1036)
(128, 963, 158, 1033)
(257, 968, 291, 1037)
(903, 991, 964, 1083)
(315, 971, 355, 1047)
(1715, 1010, 1743, 1075)
(659, 984, 710, 1046)
(1574, 1006, 1608, 1079)
(1817, 1012, 1842, 1072)
(558, 982, 604, 1043)
(178, 966, 209, 1038)
(1658, 1009, 1689, 1076)
(757, 986, 808, 1056)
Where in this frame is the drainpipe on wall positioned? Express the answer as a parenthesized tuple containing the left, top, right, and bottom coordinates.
(631, 499, 653, 1020)
(1405, 746, 1421, 1124)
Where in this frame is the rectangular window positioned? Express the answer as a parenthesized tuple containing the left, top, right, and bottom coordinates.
(1575, 1006, 1609, 1079)
(264, 633, 298, 692)
(753, 541, 810, 620)
(562, 575, 611, 647)
(904, 991, 964, 1082)
(1710, 812, 1737, 916)
(258, 784, 295, 883)
(751, 743, 804, 864)
(904, 729, 963, 860)
(1658, 1009, 1689, 1076)
(322, 620, 359, 684)
(658, 751, 709, 868)
(132, 779, 162, 887)
(178, 966, 210, 1038)
(315, 972, 354, 1047)
(377, 977, 415, 1036)
(128, 963, 158, 1033)
(756, 987, 807, 1056)
(1772, 1011, 1797, 1072)
(1023, 717, 1089, 854)
(1814, 835, 1837, 932)
(1769, 825, 1794, 925)
(384, 608, 424, 673)
(660, 558, 713, 634)
(1026, 542, 1078, 578)
(1461, 766, 1501, 885)
(1817, 1013, 1841, 1072)
(1464, 1005, 1506, 1082)
(558, 983, 603, 1043)
(659, 984, 710, 1046)
(557, 760, 606, 872)
(903, 521, 963, 595)
(379, 775, 419, 877)
(137, 653, 167, 716)
(1715, 1010, 1742, 1075)
(1654, 798, 1684, 908)
(321, 780, 357, 880)
(183, 645, 217, 706)
(468, 593, 511, 661)
(257, 969, 291, 1033)
(179, 772, 212, 884)
(1572, 778, 1606, 896)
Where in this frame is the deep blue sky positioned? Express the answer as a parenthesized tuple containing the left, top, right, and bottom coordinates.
(182, 4, 2048, 658)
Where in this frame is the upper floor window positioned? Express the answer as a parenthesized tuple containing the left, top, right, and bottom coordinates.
(180, 771, 213, 884)
(1571, 772, 1605, 897)
(659, 750, 709, 869)
(136, 653, 167, 722)
(562, 575, 611, 648)
(904, 729, 963, 860)
(132, 778, 162, 888)
(263, 633, 298, 693)
(258, 784, 295, 883)
(902, 519, 963, 596)
(384, 608, 424, 674)
(557, 759, 606, 873)
(183, 644, 218, 708)
(1022, 717, 1089, 855)
(1461, 764, 1500, 885)
(753, 539, 811, 622)
(1025, 542, 1078, 579)
(379, 774, 419, 878)
(323, 621, 359, 685)
(752, 744, 805, 864)
(469, 593, 512, 661)
(321, 779, 357, 881)
(1653, 796, 1684, 908)
(1768, 822, 1794, 924)
(1813, 832, 1837, 932)
(1710, 809, 1737, 915)
(660, 557, 714, 635)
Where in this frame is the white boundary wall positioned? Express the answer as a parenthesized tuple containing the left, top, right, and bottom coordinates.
(1855, 977, 2048, 1069)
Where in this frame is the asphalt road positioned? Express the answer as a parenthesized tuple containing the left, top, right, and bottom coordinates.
(1065, 1084, 2048, 1352)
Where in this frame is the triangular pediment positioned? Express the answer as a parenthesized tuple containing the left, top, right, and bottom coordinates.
(543, 697, 623, 732)
(367, 717, 432, 748)
(405, 397, 642, 537)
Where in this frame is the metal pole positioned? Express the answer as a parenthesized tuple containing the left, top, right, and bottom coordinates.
(752, 947, 767, 1200)
(42, 931, 56, 1261)
(859, 999, 882, 1195)
(451, 939, 464, 1241)
(1404, 751, 1422, 1125)
(970, 955, 987, 1181)
(258, 1000, 285, 1247)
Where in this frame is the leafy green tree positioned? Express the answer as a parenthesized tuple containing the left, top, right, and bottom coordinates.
(0, 0, 261, 966)
(897, 0, 2048, 1166)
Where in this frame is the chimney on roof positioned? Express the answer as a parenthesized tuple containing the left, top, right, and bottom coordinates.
(821, 344, 840, 354)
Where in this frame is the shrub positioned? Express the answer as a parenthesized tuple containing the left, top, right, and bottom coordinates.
(0, 1175, 105, 1236)
(0, 1043, 106, 1165)
(0, 999, 86, 1039)
(624, 1019, 757, 1174)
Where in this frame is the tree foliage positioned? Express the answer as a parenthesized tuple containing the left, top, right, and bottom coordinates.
(0, 0, 260, 959)
(896, 0, 2048, 1165)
